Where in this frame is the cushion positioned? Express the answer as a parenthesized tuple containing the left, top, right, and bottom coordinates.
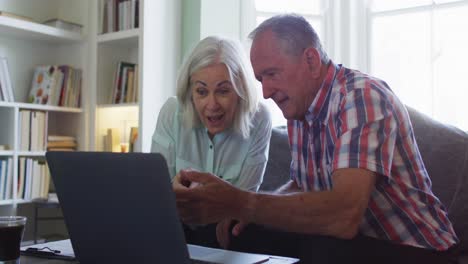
(407, 106, 468, 252)
(261, 126, 291, 191)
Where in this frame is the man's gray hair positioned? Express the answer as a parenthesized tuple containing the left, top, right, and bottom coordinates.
(249, 14, 329, 64)
(176, 36, 259, 138)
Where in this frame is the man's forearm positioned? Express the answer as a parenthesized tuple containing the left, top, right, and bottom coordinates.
(240, 190, 359, 239)
(238, 169, 376, 239)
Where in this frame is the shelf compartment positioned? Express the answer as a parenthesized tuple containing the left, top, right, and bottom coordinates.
(96, 105, 138, 151)
(97, 39, 139, 105)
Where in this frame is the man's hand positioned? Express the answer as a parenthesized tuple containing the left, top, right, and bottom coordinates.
(172, 172, 190, 190)
(216, 219, 248, 249)
(172, 169, 202, 190)
(174, 169, 251, 225)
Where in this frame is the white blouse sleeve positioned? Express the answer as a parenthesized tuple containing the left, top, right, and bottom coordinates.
(151, 97, 178, 179)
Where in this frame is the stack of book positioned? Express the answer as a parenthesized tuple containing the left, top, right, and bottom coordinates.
(47, 135, 77, 152)
(100, 0, 139, 33)
(28, 65, 82, 107)
(111, 61, 138, 104)
(0, 57, 14, 102)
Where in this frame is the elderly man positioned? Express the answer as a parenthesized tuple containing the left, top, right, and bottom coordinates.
(174, 14, 459, 264)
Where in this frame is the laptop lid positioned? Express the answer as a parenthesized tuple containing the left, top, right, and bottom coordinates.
(46, 151, 190, 264)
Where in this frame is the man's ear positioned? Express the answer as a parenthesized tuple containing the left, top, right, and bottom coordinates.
(304, 47, 321, 78)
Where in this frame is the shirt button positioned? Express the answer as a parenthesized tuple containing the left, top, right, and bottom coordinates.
(209, 145, 213, 149)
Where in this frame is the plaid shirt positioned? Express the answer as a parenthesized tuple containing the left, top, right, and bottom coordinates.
(288, 62, 458, 250)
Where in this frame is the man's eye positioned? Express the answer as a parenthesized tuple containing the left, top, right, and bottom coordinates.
(266, 72, 276, 77)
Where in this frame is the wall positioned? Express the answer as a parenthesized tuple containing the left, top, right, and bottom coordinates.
(0, 0, 59, 22)
(181, 0, 242, 59)
(181, 0, 200, 61)
(140, 0, 182, 152)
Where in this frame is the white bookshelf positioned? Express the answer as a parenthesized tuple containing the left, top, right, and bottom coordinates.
(0, 0, 89, 205)
(89, 0, 181, 153)
(0, 0, 182, 205)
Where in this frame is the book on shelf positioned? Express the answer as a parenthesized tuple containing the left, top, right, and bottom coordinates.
(0, 57, 15, 102)
(47, 148, 75, 152)
(19, 110, 47, 151)
(48, 135, 76, 142)
(43, 18, 83, 34)
(47, 135, 77, 151)
(0, 10, 35, 22)
(104, 128, 121, 152)
(28, 65, 58, 105)
(100, 0, 140, 34)
(19, 110, 31, 151)
(0, 158, 13, 200)
(29, 111, 47, 151)
(129, 126, 138, 152)
(17, 157, 50, 200)
(47, 141, 77, 148)
(111, 61, 138, 104)
(28, 65, 82, 107)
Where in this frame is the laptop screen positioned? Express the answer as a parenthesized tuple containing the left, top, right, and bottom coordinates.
(46, 152, 190, 264)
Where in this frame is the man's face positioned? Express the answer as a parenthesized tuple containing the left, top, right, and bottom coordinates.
(250, 30, 316, 120)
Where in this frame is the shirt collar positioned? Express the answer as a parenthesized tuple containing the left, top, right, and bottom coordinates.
(305, 61, 340, 124)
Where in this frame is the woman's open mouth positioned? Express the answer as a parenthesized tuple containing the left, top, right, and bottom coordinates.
(206, 114, 225, 126)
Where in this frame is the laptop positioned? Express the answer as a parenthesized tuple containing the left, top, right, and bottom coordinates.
(45, 151, 273, 264)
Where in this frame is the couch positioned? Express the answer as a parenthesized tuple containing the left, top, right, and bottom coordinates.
(261, 106, 468, 263)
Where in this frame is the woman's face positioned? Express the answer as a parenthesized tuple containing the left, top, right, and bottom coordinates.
(191, 63, 240, 138)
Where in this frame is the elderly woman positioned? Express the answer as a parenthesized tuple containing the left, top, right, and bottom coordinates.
(151, 36, 272, 247)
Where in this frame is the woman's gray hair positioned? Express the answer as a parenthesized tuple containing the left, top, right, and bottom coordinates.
(176, 36, 259, 138)
(249, 14, 329, 64)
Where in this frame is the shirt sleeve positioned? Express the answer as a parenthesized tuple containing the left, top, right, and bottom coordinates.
(151, 97, 178, 178)
(332, 83, 398, 178)
(234, 102, 272, 191)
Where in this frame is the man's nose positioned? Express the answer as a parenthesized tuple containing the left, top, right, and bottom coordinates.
(262, 81, 274, 99)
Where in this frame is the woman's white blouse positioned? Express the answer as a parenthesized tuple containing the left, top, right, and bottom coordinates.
(151, 97, 272, 191)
